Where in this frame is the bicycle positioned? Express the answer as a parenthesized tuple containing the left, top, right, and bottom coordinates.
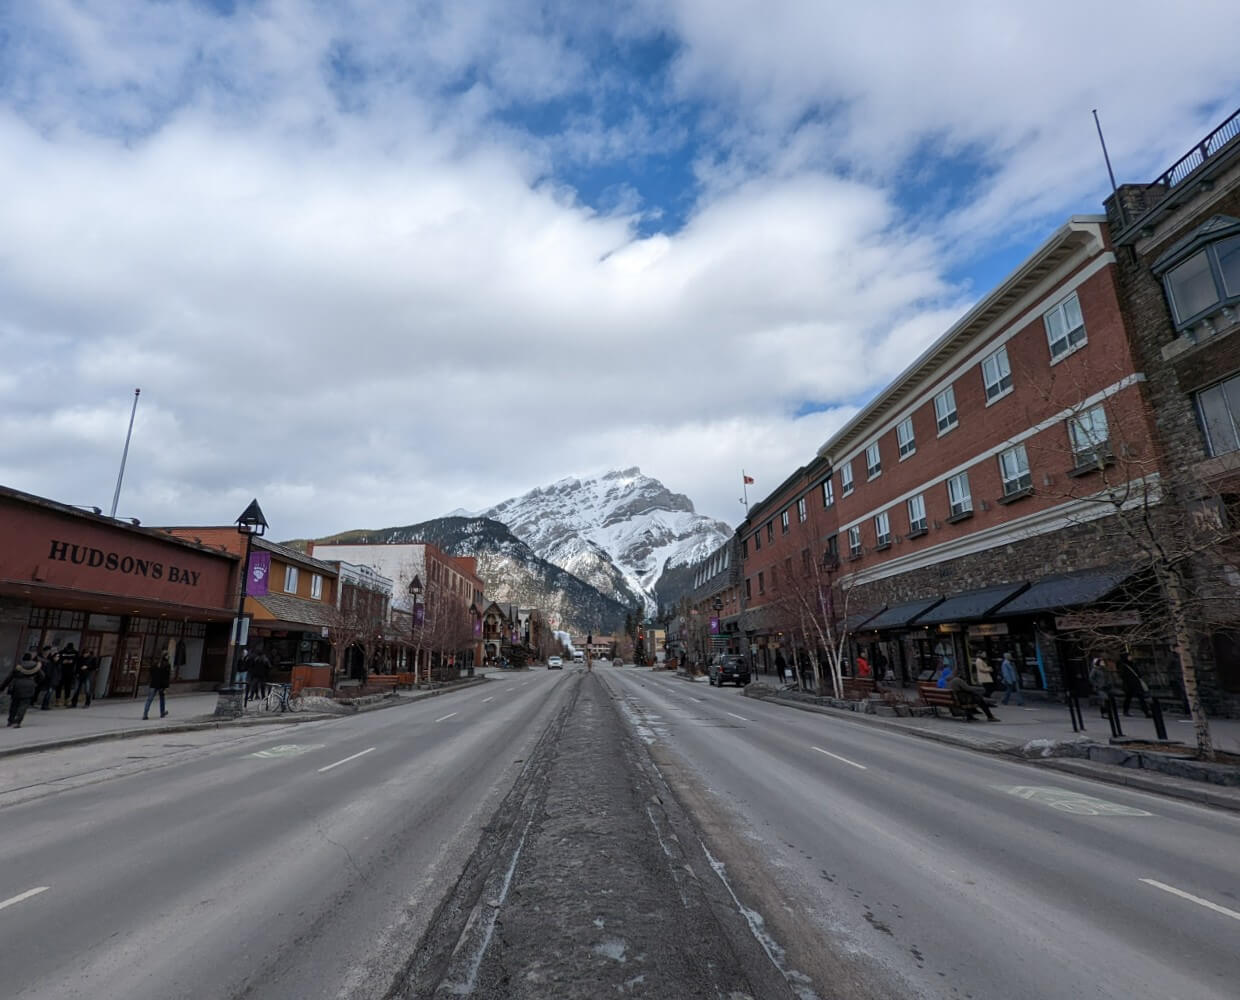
(263, 682, 299, 713)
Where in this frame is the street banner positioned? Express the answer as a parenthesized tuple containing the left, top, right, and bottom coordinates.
(414, 604, 424, 626)
(474, 616, 482, 637)
(248, 551, 270, 596)
(709, 615, 719, 635)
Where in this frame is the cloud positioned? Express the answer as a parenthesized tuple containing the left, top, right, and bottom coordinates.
(1, 1, 1238, 541)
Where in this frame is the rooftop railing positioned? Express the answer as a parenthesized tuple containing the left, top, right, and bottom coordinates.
(1156, 107, 1240, 190)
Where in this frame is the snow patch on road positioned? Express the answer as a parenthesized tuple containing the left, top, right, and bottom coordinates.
(593, 938, 628, 962)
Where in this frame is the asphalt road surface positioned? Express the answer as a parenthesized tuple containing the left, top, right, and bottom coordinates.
(601, 667, 1240, 1000)
(0, 672, 571, 1000)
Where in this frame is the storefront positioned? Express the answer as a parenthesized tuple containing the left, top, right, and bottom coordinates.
(0, 487, 239, 696)
(852, 597, 946, 686)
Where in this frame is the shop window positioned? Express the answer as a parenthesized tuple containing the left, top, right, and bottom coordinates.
(998, 444, 1032, 497)
(982, 346, 1013, 402)
(841, 461, 854, 496)
(284, 565, 299, 593)
(1196, 373, 1240, 457)
(1044, 291, 1088, 361)
(865, 441, 882, 479)
(935, 385, 958, 434)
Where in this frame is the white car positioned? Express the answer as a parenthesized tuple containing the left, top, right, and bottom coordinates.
(547, 656, 563, 669)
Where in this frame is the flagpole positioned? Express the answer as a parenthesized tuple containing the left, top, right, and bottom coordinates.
(741, 470, 750, 515)
(110, 388, 141, 518)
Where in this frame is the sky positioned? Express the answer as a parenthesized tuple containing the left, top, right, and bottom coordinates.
(2, 1, 1240, 541)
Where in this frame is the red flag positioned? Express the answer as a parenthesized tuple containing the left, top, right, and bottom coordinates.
(743, 475, 754, 484)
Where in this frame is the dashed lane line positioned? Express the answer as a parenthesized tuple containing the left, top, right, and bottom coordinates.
(811, 746, 868, 770)
(1140, 879, 1240, 921)
(481, 697, 494, 703)
(725, 711, 750, 722)
(435, 712, 459, 723)
(317, 747, 376, 773)
(0, 887, 49, 911)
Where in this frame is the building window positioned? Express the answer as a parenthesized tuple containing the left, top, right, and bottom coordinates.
(310, 574, 323, 600)
(841, 462, 854, 496)
(797, 497, 807, 522)
(1196, 374, 1240, 456)
(865, 441, 881, 479)
(767, 521, 774, 543)
(770, 566, 779, 590)
(745, 578, 752, 600)
(982, 346, 1012, 402)
(874, 511, 892, 547)
(848, 525, 863, 558)
(1163, 233, 1240, 329)
(1044, 291, 1087, 360)
(1068, 405, 1111, 467)
(907, 494, 927, 534)
(998, 444, 1032, 496)
(754, 530, 761, 551)
(896, 417, 916, 459)
(781, 510, 790, 533)
(284, 565, 299, 594)
(934, 385, 958, 434)
(802, 547, 812, 576)
(742, 537, 748, 559)
(826, 534, 839, 561)
(822, 478, 835, 507)
(758, 571, 765, 595)
(947, 472, 972, 517)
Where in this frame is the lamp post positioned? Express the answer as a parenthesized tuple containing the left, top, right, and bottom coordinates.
(229, 499, 268, 689)
(712, 596, 723, 658)
(408, 575, 423, 683)
(469, 602, 479, 676)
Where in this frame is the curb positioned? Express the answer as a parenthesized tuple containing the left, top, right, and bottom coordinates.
(0, 676, 490, 760)
(744, 686, 1240, 812)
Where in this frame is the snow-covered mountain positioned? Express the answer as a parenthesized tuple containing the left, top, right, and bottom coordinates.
(479, 468, 731, 616)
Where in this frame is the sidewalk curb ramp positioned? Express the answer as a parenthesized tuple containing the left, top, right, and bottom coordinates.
(0, 676, 489, 761)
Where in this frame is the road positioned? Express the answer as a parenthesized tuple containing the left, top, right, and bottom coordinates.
(0, 672, 572, 1000)
(600, 667, 1240, 1000)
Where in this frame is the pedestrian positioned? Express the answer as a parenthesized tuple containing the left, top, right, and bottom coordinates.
(999, 651, 1023, 705)
(69, 651, 100, 707)
(856, 652, 871, 678)
(1118, 652, 1151, 718)
(3, 653, 44, 727)
(37, 645, 59, 710)
(1088, 656, 1112, 716)
(143, 652, 172, 720)
(948, 670, 998, 721)
(55, 642, 79, 706)
(974, 652, 997, 697)
(935, 662, 953, 688)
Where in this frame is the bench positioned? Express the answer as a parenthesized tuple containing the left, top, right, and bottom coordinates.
(841, 677, 876, 701)
(396, 672, 416, 689)
(917, 681, 973, 720)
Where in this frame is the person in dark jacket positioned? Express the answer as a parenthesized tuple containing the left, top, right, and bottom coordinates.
(38, 645, 59, 710)
(4, 653, 44, 727)
(948, 671, 999, 721)
(55, 643, 79, 706)
(143, 652, 172, 720)
(69, 652, 100, 707)
(1118, 653, 1151, 717)
(247, 649, 271, 705)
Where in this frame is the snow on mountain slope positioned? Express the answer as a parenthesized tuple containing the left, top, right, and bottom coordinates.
(479, 468, 731, 615)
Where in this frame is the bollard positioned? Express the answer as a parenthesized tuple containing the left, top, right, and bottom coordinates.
(1105, 693, 1124, 739)
(1068, 694, 1085, 733)
(1151, 697, 1168, 741)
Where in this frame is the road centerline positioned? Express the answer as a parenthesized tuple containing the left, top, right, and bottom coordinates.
(811, 746, 868, 770)
(481, 697, 494, 703)
(725, 711, 749, 722)
(1139, 879, 1240, 921)
(317, 747, 376, 773)
(0, 886, 50, 911)
(435, 712, 459, 723)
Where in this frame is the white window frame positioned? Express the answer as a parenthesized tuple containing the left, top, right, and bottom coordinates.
(310, 573, 323, 600)
(907, 494, 927, 533)
(896, 417, 916, 459)
(781, 510, 790, 533)
(1044, 291, 1088, 361)
(822, 478, 835, 507)
(998, 444, 1032, 496)
(847, 525, 863, 558)
(284, 565, 299, 594)
(1068, 405, 1111, 466)
(874, 511, 892, 547)
(865, 441, 882, 479)
(981, 346, 1013, 403)
(841, 461, 854, 496)
(797, 497, 808, 522)
(934, 385, 958, 434)
(947, 472, 972, 517)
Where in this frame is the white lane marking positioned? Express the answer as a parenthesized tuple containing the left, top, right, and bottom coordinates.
(1140, 879, 1240, 921)
(435, 712, 458, 723)
(481, 697, 494, 703)
(811, 746, 868, 770)
(504, 688, 515, 693)
(997, 785, 1152, 816)
(0, 887, 49, 911)
(317, 747, 376, 773)
(725, 712, 749, 722)
(250, 743, 324, 759)
(691, 697, 704, 703)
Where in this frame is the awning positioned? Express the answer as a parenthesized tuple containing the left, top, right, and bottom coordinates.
(997, 567, 1133, 616)
(842, 608, 884, 633)
(859, 597, 946, 631)
(912, 583, 1029, 625)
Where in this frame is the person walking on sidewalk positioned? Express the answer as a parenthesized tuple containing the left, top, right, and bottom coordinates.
(974, 653, 996, 697)
(143, 652, 172, 720)
(999, 652, 1023, 706)
(3, 653, 44, 727)
(37, 645, 59, 710)
(69, 652, 99, 707)
(1118, 652, 1151, 718)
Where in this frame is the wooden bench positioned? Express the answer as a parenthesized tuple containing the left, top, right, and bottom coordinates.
(395, 672, 416, 689)
(917, 681, 973, 720)
(841, 677, 876, 701)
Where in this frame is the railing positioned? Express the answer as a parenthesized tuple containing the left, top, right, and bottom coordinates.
(1156, 107, 1240, 190)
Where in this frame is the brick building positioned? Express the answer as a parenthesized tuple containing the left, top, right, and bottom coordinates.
(674, 536, 744, 668)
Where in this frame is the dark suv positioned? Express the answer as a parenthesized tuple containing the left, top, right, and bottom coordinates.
(709, 654, 750, 687)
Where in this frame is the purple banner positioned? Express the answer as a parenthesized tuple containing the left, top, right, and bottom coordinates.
(247, 551, 270, 596)
(414, 604, 425, 626)
(473, 617, 482, 638)
(709, 616, 719, 635)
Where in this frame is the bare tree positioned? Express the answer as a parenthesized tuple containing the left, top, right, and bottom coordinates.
(331, 578, 389, 687)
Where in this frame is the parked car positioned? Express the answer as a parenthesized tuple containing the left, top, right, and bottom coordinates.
(547, 656, 563, 669)
(613, 658, 622, 666)
(709, 654, 750, 687)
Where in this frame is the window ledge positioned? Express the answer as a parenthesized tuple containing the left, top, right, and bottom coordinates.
(842, 488, 854, 498)
(847, 553, 864, 562)
(866, 472, 882, 482)
(984, 386, 1014, 408)
(1048, 339, 1089, 367)
(906, 527, 928, 540)
(945, 510, 974, 524)
(899, 449, 917, 462)
(1067, 454, 1115, 478)
(936, 422, 958, 438)
(996, 486, 1034, 505)
(874, 541, 892, 552)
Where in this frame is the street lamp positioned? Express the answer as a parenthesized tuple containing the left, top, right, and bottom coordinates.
(408, 575, 423, 682)
(468, 602, 480, 676)
(229, 498, 268, 690)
